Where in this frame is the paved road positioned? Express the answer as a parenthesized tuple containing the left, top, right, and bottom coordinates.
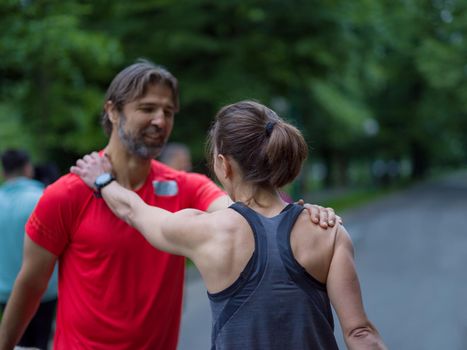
(178, 171, 467, 350)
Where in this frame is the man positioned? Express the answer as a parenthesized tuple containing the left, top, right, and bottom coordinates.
(0, 149, 58, 350)
(0, 60, 338, 350)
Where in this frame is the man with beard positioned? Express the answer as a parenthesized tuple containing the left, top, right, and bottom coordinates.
(0, 60, 339, 350)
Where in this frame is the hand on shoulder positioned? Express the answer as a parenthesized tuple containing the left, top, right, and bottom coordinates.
(70, 152, 113, 190)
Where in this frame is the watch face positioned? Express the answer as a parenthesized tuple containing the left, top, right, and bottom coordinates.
(96, 173, 113, 186)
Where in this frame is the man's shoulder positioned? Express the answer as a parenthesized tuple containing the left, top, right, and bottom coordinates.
(0, 178, 43, 204)
(42, 173, 92, 201)
(18, 178, 44, 191)
(0, 177, 42, 192)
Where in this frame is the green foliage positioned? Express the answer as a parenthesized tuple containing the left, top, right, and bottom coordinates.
(0, 103, 34, 152)
(0, 0, 465, 183)
(0, 0, 122, 167)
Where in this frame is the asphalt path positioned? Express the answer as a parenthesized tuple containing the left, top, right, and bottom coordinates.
(178, 170, 467, 349)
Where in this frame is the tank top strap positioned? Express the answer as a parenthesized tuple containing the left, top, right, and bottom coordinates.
(276, 204, 328, 292)
(229, 202, 263, 232)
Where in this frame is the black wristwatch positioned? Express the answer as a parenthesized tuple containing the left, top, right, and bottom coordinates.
(94, 172, 115, 198)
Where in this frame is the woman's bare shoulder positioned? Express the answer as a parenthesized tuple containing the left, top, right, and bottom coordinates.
(198, 207, 251, 239)
(290, 211, 341, 283)
(295, 210, 340, 241)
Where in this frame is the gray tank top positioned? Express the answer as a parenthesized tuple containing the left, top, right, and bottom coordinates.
(208, 202, 339, 350)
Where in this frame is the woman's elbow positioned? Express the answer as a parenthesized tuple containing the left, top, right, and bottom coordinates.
(345, 325, 387, 350)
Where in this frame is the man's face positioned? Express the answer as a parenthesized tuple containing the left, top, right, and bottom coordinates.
(117, 84, 175, 159)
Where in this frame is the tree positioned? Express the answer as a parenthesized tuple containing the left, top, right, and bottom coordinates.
(0, 0, 122, 168)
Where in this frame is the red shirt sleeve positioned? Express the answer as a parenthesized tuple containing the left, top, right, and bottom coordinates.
(181, 172, 226, 211)
(26, 174, 92, 256)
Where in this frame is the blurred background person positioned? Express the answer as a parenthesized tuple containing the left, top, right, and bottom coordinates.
(0, 149, 58, 350)
(159, 142, 193, 172)
(33, 162, 61, 187)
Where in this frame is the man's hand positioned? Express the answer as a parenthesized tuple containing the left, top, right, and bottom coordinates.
(296, 199, 342, 229)
(70, 152, 113, 189)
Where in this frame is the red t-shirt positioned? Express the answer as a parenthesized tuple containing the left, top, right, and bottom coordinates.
(26, 160, 225, 350)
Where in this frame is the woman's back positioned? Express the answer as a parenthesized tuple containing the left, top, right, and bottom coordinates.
(208, 202, 338, 350)
(70, 99, 386, 350)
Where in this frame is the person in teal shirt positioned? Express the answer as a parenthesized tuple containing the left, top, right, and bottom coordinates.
(0, 149, 58, 350)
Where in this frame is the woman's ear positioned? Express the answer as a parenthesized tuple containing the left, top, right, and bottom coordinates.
(105, 101, 118, 124)
(217, 154, 232, 179)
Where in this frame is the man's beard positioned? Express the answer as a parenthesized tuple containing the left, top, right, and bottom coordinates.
(118, 112, 165, 159)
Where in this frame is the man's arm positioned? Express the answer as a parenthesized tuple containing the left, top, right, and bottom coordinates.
(327, 225, 386, 349)
(0, 236, 57, 350)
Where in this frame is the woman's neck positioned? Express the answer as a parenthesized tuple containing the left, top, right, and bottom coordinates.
(233, 184, 288, 217)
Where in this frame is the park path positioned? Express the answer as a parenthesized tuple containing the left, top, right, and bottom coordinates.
(178, 170, 467, 350)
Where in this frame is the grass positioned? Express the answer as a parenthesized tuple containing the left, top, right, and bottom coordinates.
(317, 188, 395, 213)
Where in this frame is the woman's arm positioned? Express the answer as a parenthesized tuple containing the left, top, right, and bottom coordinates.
(70, 153, 211, 258)
(102, 181, 210, 257)
(327, 225, 387, 350)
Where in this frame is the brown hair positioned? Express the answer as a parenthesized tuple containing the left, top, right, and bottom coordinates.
(207, 100, 308, 190)
(101, 59, 179, 136)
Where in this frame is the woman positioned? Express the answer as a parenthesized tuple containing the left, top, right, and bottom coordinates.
(72, 101, 386, 349)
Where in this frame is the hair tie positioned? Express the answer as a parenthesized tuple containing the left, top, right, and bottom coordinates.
(265, 121, 277, 137)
